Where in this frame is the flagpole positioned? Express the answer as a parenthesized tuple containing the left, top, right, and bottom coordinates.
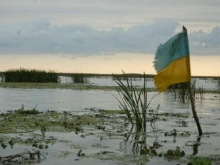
(183, 26, 203, 136)
(188, 82, 203, 136)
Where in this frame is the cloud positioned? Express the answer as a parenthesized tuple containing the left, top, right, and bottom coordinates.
(0, 19, 219, 56)
(189, 26, 220, 55)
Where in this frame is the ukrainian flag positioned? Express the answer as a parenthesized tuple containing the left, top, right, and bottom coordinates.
(154, 27, 191, 93)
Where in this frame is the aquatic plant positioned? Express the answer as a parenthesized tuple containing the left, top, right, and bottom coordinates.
(72, 74, 88, 83)
(149, 104, 160, 129)
(0, 74, 4, 82)
(215, 76, 220, 93)
(114, 72, 156, 132)
(164, 146, 185, 159)
(40, 125, 47, 137)
(15, 104, 40, 115)
(164, 129, 191, 137)
(197, 86, 204, 100)
(169, 80, 196, 102)
(77, 149, 85, 157)
(4, 68, 58, 83)
(191, 157, 212, 165)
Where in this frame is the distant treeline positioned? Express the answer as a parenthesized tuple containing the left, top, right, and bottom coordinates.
(4, 68, 58, 83)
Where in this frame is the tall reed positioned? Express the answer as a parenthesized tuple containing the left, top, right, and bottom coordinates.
(197, 86, 204, 100)
(0, 74, 4, 82)
(114, 73, 156, 132)
(72, 74, 88, 83)
(4, 68, 58, 83)
(169, 80, 196, 102)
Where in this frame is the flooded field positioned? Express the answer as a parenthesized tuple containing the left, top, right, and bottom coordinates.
(0, 77, 220, 164)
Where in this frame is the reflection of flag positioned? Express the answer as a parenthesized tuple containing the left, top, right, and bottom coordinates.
(154, 28, 191, 93)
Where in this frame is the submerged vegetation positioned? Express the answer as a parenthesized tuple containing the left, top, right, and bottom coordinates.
(4, 68, 58, 83)
(0, 105, 99, 134)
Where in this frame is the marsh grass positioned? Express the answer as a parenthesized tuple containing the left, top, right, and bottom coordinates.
(169, 81, 196, 102)
(114, 73, 156, 132)
(4, 68, 58, 83)
(0, 74, 4, 82)
(215, 77, 220, 93)
(72, 74, 88, 83)
(15, 104, 40, 115)
(197, 86, 204, 100)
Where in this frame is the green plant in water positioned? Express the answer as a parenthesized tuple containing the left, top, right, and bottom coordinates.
(191, 157, 212, 165)
(169, 80, 196, 103)
(0, 74, 4, 82)
(114, 72, 156, 132)
(40, 125, 46, 137)
(197, 86, 204, 100)
(215, 76, 220, 94)
(164, 146, 185, 159)
(15, 104, 40, 115)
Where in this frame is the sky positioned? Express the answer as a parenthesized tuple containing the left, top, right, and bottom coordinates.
(0, 0, 220, 76)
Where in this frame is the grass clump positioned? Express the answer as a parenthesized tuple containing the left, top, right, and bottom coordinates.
(4, 68, 58, 83)
(114, 72, 156, 132)
(15, 104, 40, 115)
(164, 146, 185, 159)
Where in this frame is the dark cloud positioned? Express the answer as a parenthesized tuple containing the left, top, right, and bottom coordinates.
(0, 19, 219, 56)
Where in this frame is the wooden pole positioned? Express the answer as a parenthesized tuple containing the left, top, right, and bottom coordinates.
(183, 26, 203, 136)
(188, 82, 203, 136)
